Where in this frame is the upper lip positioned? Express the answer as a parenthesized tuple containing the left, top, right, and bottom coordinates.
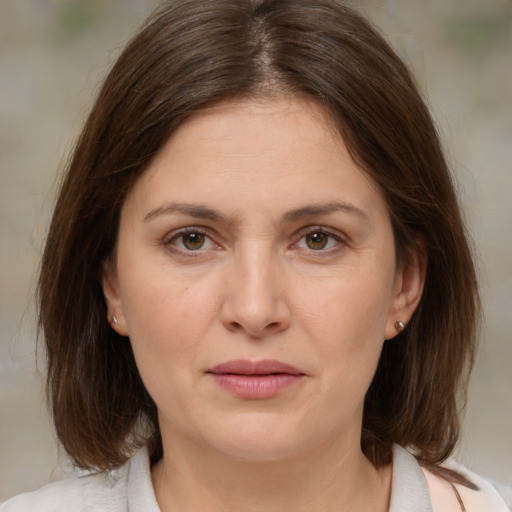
(208, 359, 304, 376)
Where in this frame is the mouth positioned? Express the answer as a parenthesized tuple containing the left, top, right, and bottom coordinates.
(207, 359, 306, 399)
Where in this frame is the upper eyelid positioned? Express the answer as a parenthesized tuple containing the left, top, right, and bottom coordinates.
(293, 225, 346, 240)
(163, 226, 218, 247)
(163, 224, 345, 236)
(164, 226, 213, 240)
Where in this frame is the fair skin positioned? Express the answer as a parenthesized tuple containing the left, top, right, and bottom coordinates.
(103, 97, 425, 512)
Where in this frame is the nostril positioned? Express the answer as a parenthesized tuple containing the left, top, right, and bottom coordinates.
(229, 321, 242, 330)
(227, 320, 282, 338)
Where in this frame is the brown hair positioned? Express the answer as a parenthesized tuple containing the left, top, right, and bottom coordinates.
(39, 0, 479, 479)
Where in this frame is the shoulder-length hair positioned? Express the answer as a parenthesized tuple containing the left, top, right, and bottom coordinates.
(39, 0, 479, 475)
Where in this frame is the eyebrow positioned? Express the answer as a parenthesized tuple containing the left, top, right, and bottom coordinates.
(283, 201, 370, 224)
(143, 200, 370, 224)
(144, 202, 228, 223)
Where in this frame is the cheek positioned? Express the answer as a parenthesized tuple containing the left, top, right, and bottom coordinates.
(120, 283, 203, 409)
(294, 265, 394, 396)
(297, 268, 395, 347)
(117, 265, 224, 381)
(124, 286, 205, 348)
(119, 254, 211, 328)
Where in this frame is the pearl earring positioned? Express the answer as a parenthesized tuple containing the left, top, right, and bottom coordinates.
(394, 320, 405, 332)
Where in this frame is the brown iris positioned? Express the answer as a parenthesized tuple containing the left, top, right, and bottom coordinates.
(305, 232, 329, 250)
(182, 232, 206, 250)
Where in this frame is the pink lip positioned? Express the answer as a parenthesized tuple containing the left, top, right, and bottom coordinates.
(207, 359, 305, 399)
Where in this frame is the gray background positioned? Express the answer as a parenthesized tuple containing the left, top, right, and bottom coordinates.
(1, 0, 511, 502)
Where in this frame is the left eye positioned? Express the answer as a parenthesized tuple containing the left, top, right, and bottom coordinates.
(296, 230, 340, 251)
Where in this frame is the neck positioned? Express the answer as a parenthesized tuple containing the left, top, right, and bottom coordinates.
(152, 434, 392, 512)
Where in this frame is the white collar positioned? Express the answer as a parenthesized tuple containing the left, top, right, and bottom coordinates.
(123, 444, 432, 512)
(123, 443, 509, 512)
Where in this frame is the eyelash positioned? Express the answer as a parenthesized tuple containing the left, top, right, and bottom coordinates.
(162, 226, 346, 256)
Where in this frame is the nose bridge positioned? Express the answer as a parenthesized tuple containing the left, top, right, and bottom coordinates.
(221, 239, 290, 337)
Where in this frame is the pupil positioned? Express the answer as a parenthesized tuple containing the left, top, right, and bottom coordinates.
(184, 232, 205, 250)
(307, 232, 328, 250)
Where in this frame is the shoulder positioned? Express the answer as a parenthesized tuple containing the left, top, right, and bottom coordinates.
(0, 445, 159, 512)
(391, 445, 510, 512)
(0, 469, 129, 512)
(422, 461, 511, 512)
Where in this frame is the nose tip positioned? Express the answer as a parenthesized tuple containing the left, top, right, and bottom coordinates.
(220, 261, 291, 339)
(224, 306, 291, 338)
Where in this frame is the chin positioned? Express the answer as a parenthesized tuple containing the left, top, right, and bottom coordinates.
(215, 438, 302, 463)
(198, 414, 317, 462)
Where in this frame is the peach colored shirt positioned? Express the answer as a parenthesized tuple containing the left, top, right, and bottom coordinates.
(423, 464, 511, 512)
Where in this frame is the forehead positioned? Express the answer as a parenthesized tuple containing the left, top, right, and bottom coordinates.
(194, 96, 343, 150)
(122, 96, 387, 222)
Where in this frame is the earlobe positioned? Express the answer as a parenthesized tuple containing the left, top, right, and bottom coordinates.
(385, 241, 427, 340)
(102, 260, 128, 336)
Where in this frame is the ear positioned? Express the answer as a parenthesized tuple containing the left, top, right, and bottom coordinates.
(102, 259, 129, 336)
(384, 240, 427, 340)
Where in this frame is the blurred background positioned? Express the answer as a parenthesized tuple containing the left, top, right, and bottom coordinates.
(0, 0, 511, 502)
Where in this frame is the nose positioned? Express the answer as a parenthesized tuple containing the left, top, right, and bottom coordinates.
(220, 247, 291, 339)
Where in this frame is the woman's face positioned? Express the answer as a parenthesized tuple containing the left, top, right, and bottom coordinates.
(104, 97, 423, 462)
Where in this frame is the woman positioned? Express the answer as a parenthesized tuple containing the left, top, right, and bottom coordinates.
(1, 0, 509, 510)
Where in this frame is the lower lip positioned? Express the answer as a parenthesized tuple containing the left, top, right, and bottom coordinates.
(209, 373, 304, 399)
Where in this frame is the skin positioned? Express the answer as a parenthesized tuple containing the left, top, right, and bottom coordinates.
(103, 96, 425, 512)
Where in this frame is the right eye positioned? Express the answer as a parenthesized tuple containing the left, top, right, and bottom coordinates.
(303, 231, 332, 250)
(165, 228, 218, 253)
(178, 232, 207, 250)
